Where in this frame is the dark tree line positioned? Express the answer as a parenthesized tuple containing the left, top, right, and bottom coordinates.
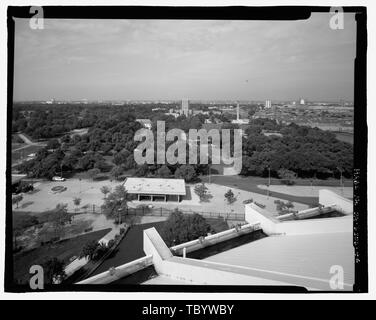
(14, 104, 353, 181)
(241, 119, 353, 179)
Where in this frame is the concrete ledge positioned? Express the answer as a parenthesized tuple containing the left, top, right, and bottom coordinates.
(170, 222, 261, 255)
(319, 189, 353, 214)
(245, 196, 353, 236)
(76, 255, 153, 284)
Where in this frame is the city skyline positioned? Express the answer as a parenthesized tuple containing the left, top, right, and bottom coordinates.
(13, 14, 356, 101)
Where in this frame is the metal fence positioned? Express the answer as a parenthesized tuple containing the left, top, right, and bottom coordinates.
(71, 204, 245, 221)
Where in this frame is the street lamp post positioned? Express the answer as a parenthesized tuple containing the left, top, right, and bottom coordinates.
(337, 167, 344, 195)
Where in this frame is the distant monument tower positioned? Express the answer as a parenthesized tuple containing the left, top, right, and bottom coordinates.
(231, 102, 249, 125)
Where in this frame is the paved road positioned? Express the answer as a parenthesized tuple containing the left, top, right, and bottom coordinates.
(17, 133, 35, 145)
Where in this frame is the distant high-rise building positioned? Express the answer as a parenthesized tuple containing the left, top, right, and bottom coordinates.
(181, 99, 190, 117)
(265, 99, 272, 108)
(299, 98, 305, 105)
(46, 98, 55, 104)
(236, 102, 240, 120)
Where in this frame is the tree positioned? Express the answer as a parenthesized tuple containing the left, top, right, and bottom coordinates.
(161, 210, 211, 247)
(278, 168, 297, 185)
(88, 168, 101, 180)
(12, 194, 23, 208)
(73, 197, 81, 213)
(80, 240, 99, 260)
(102, 185, 128, 221)
(194, 183, 211, 202)
(48, 203, 71, 239)
(224, 189, 236, 205)
(157, 165, 172, 178)
(100, 186, 111, 199)
(110, 165, 124, 180)
(46, 139, 61, 150)
(60, 134, 71, 143)
(42, 257, 66, 284)
(174, 164, 197, 182)
(135, 163, 149, 177)
(113, 150, 131, 166)
(275, 200, 295, 215)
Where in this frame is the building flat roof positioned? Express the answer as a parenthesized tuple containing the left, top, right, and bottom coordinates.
(124, 177, 186, 196)
(204, 232, 354, 290)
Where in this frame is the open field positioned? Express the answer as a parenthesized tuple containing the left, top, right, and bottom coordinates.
(14, 179, 126, 212)
(257, 184, 353, 199)
(199, 175, 351, 205)
(11, 143, 25, 151)
(13, 228, 111, 284)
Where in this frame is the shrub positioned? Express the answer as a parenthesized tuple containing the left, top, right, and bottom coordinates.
(107, 239, 115, 248)
(161, 210, 211, 247)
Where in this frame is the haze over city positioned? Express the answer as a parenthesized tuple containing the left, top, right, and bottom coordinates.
(13, 14, 356, 102)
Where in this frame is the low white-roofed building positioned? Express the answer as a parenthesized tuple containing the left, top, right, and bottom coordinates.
(135, 119, 152, 129)
(124, 177, 186, 202)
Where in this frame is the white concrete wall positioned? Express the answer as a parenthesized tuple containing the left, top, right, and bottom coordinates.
(245, 204, 278, 235)
(143, 227, 173, 275)
(319, 189, 353, 215)
(170, 223, 261, 255)
(77, 255, 153, 284)
(156, 257, 290, 286)
(245, 202, 353, 236)
(142, 227, 290, 286)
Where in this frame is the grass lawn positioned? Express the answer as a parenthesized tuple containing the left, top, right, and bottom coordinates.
(13, 228, 111, 284)
(11, 143, 25, 150)
(13, 211, 40, 231)
(199, 175, 323, 206)
(206, 218, 229, 233)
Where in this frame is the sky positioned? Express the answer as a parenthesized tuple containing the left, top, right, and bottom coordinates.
(13, 14, 356, 102)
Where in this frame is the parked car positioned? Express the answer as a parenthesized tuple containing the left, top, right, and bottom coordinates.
(52, 176, 66, 181)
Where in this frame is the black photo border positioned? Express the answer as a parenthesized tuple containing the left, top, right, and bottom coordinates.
(5, 5, 368, 294)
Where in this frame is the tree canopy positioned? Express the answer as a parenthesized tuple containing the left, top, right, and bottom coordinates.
(161, 210, 212, 247)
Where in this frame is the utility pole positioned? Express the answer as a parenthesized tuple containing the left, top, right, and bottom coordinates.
(267, 166, 271, 199)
